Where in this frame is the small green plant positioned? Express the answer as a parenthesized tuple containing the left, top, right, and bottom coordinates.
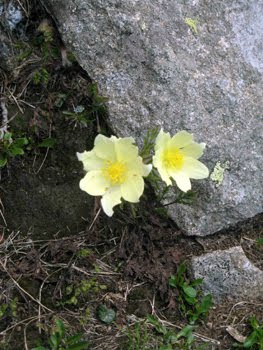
(169, 263, 212, 324)
(16, 43, 33, 62)
(38, 138, 56, 149)
(97, 304, 116, 324)
(64, 278, 107, 306)
(0, 297, 18, 319)
(0, 304, 8, 318)
(87, 83, 108, 116)
(157, 188, 197, 209)
(234, 316, 263, 349)
(147, 315, 206, 349)
(126, 321, 151, 350)
(33, 68, 50, 86)
(32, 319, 89, 350)
(77, 249, 92, 258)
(0, 131, 57, 168)
(63, 83, 108, 128)
(0, 132, 29, 168)
(10, 297, 18, 318)
(63, 106, 93, 128)
(140, 128, 159, 160)
(35, 20, 60, 62)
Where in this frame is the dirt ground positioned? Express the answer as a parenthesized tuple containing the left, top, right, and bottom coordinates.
(0, 1, 262, 349)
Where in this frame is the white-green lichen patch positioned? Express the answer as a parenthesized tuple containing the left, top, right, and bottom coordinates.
(210, 161, 230, 187)
(184, 17, 198, 34)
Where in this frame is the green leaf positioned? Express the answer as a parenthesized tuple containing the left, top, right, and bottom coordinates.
(176, 190, 197, 205)
(3, 132, 12, 141)
(140, 128, 159, 159)
(0, 304, 8, 317)
(38, 138, 56, 148)
(67, 341, 90, 350)
(197, 294, 213, 314)
(256, 238, 263, 245)
(54, 94, 67, 108)
(176, 325, 195, 340)
(191, 278, 203, 287)
(97, 305, 116, 324)
(55, 319, 65, 338)
(9, 146, 24, 156)
(62, 111, 74, 116)
(49, 333, 59, 348)
(168, 275, 178, 288)
(158, 345, 173, 350)
(0, 156, 7, 168)
(176, 263, 187, 286)
(243, 331, 258, 348)
(250, 315, 259, 329)
(182, 284, 197, 298)
(184, 294, 197, 305)
(147, 315, 167, 335)
(31, 347, 48, 350)
(14, 137, 29, 147)
(66, 334, 83, 345)
(186, 331, 195, 345)
(165, 331, 178, 344)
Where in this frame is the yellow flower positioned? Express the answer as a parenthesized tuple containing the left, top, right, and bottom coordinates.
(153, 129, 209, 192)
(77, 134, 152, 216)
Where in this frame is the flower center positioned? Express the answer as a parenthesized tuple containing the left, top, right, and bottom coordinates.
(163, 149, 184, 170)
(103, 161, 126, 185)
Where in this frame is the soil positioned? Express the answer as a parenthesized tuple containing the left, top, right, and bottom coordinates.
(0, 1, 262, 349)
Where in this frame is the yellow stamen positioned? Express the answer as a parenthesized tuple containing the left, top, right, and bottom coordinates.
(103, 161, 126, 185)
(163, 148, 184, 170)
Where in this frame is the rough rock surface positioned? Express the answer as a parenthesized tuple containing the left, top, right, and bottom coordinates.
(0, 0, 24, 31)
(42, 0, 263, 236)
(0, 0, 25, 71)
(190, 246, 263, 303)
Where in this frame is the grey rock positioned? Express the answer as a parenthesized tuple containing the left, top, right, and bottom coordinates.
(0, 0, 25, 71)
(0, 30, 15, 71)
(190, 246, 263, 303)
(0, 0, 24, 31)
(42, 0, 263, 235)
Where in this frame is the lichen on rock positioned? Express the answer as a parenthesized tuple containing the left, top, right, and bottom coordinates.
(210, 161, 230, 187)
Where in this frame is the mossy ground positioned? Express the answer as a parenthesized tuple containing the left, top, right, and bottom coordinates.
(0, 1, 262, 349)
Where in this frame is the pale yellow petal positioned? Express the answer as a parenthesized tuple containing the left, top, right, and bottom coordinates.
(153, 151, 172, 186)
(79, 170, 109, 196)
(181, 142, 205, 159)
(77, 150, 105, 171)
(154, 128, 170, 151)
(126, 157, 152, 177)
(170, 171, 191, 192)
(170, 131, 193, 149)
(157, 166, 172, 186)
(183, 157, 209, 179)
(114, 137, 138, 162)
(121, 174, 144, 203)
(94, 134, 116, 161)
(142, 163, 152, 177)
(101, 186, 122, 216)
